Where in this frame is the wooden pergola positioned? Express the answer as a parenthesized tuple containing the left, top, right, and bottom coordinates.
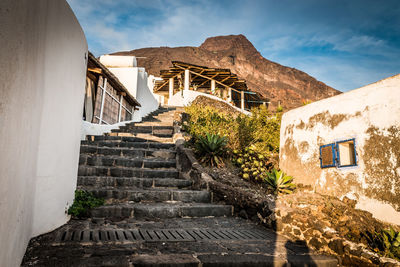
(154, 61, 268, 110)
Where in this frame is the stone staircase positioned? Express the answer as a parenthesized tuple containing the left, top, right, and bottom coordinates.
(78, 107, 232, 220)
(22, 106, 337, 266)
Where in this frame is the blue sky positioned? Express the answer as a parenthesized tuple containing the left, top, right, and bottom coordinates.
(67, 0, 400, 92)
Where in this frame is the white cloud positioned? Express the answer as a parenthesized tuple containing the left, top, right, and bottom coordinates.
(66, 0, 400, 91)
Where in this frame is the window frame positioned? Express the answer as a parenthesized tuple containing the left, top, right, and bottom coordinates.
(336, 138, 357, 168)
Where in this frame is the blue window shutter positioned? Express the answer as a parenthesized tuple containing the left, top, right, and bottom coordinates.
(320, 143, 336, 168)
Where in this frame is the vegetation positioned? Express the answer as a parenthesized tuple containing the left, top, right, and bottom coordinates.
(68, 190, 104, 218)
(184, 103, 295, 193)
(264, 169, 296, 194)
(184, 104, 281, 153)
(195, 133, 228, 167)
(367, 227, 400, 260)
(233, 145, 272, 182)
(276, 104, 284, 113)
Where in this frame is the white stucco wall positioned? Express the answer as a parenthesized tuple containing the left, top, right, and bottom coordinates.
(99, 59, 159, 121)
(279, 74, 400, 225)
(148, 75, 165, 105)
(0, 1, 87, 266)
(168, 90, 251, 115)
(81, 120, 133, 140)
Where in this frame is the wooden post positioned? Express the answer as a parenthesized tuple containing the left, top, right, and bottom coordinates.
(169, 77, 174, 99)
(241, 90, 245, 111)
(222, 88, 228, 100)
(118, 94, 123, 122)
(228, 88, 232, 102)
(184, 69, 190, 91)
(211, 80, 216, 94)
(99, 77, 108, 124)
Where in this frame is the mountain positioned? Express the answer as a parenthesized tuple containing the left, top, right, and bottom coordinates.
(113, 34, 341, 109)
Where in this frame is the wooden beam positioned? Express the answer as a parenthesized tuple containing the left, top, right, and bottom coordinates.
(190, 69, 207, 82)
(218, 76, 231, 83)
(175, 65, 240, 93)
(88, 67, 102, 74)
(197, 74, 218, 87)
(154, 71, 184, 92)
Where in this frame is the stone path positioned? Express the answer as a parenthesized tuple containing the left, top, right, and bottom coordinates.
(22, 107, 337, 266)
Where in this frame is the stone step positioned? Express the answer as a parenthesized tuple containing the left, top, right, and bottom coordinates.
(132, 122, 174, 127)
(79, 145, 176, 159)
(111, 130, 173, 138)
(140, 114, 175, 121)
(77, 166, 179, 178)
(90, 203, 232, 219)
(86, 135, 173, 144)
(79, 155, 177, 169)
(115, 125, 174, 132)
(77, 176, 192, 189)
(81, 188, 211, 204)
(108, 132, 173, 142)
(141, 116, 174, 122)
(81, 140, 176, 150)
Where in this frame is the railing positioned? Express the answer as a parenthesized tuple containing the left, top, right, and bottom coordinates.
(92, 76, 135, 125)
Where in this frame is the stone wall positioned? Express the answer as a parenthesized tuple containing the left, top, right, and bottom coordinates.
(279, 74, 400, 225)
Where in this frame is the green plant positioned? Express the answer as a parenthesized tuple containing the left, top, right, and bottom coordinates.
(233, 145, 273, 182)
(68, 190, 104, 218)
(184, 105, 237, 150)
(264, 169, 296, 194)
(367, 227, 400, 260)
(195, 133, 228, 167)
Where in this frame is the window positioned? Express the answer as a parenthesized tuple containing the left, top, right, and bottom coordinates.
(319, 138, 357, 168)
(336, 139, 357, 167)
(320, 143, 336, 168)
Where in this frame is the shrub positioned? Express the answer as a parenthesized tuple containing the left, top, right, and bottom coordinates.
(184, 102, 282, 184)
(184, 105, 238, 150)
(264, 169, 296, 194)
(184, 104, 281, 154)
(195, 133, 228, 167)
(68, 190, 104, 218)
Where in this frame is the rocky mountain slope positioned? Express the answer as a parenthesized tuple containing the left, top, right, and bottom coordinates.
(114, 34, 341, 109)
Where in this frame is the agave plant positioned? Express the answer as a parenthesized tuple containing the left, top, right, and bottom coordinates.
(370, 227, 400, 259)
(195, 133, 227, 167)
(264, 169, 296, 194)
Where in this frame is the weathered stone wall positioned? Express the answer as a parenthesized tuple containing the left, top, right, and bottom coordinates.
(280, 74, 400, 225)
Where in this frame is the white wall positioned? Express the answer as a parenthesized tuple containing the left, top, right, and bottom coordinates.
(133, 68, 160, 120)
(100, 58, 159, 121)
(148, 75, 165, 105)
(81, 120, 132, 140)
(279, 74, 400, 225)
(0, 1, 87, 266)
(168, 90, 251, 115)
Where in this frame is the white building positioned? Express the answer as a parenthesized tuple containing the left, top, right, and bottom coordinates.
(280, 74, 400, 225)
(99, 55, 160, 121)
